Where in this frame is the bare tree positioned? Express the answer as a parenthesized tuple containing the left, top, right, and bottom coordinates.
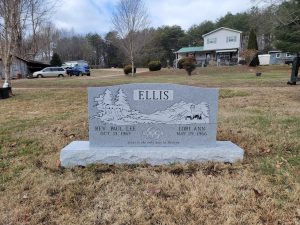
(252, 0, 300, 25)
(111, 0, 150, 75)
(25, 0, 59, 60)
(0, 0, 59, 88)
(0, 0, 23, 87)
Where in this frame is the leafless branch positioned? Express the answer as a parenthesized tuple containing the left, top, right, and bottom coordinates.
(111, 0, 150, 75)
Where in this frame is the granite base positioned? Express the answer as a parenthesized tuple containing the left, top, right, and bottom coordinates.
(60, 141, 244, 167)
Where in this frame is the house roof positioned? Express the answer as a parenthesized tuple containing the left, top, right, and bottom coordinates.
(0, 56, 50, 70)
(202, 27, 242, 37)
(176, 46, 204, 53)
(0, 55, 28, 63)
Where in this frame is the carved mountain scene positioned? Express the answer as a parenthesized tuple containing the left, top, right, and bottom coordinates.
(93, 89, 210, 125)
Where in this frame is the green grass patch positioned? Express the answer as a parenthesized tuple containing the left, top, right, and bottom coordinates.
(18, 139, 42, 157)
(258, 157, 276, 175)
(247, 115, 272, 128)
(219, 89, 250, 98)
(288, 155, 300, 167)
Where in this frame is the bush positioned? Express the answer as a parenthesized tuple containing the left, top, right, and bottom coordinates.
(148, 61, 162, 71)
(238, 59, 247, 65)
(123, 65, 136, 75)
(182, 57, 196, 76)
(177, 58, 185, 69)
(240, 49, 259, 66)
(249, 54, 260, 67)
(50, 53, 62, 66)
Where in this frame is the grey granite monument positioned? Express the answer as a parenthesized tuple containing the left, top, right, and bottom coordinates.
(60, 83, 244, 167)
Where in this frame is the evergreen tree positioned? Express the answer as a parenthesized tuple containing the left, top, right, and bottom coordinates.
(275, 24, 300, 53)
(186, 21, 215, 46)
(95, 94, 105, 110)
(103, 89, 113, 105)
(274, 0, 300, 54)
(274, 0, 300, 84)
(115, 89, 130, 111)
(247, 28, 258, 50)
(94, 94, 106, 116)
(50, 53, 62, 66)
(247, 28, 259, 67)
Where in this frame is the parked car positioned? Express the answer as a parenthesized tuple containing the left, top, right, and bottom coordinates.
(62, 61, 91, 76)
(33, 67, 67, 78)
(65, 65, 90, 76)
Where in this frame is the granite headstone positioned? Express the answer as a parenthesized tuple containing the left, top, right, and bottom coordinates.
(60, 83, 244, 167)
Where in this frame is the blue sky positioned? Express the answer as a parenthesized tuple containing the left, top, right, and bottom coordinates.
(53, 0, 254, 35)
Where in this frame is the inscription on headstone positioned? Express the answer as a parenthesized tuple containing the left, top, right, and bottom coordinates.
(60, 83, 244, 167)
(88, 84, 218, 147)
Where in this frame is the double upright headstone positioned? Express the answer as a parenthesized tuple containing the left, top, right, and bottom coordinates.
(61, 83, 244, 167)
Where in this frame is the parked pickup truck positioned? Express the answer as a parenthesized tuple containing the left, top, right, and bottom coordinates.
(283, 55, 297, 65)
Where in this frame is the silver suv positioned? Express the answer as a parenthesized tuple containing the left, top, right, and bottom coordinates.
(33, 67, 67, 78)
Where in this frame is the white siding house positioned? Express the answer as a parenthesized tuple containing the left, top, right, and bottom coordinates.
(203, 27, 242, 51)
(176, 27, 243, 66)
(202, 27, 242, 65)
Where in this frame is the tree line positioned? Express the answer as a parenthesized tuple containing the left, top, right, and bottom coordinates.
(53, 0, 299, 68)
(1, 0, 299, 84)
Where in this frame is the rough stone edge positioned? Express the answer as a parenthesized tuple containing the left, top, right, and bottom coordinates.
(60, 141, 244, 168)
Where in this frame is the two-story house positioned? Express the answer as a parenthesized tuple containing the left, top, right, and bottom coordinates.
(176, 27, 243, 66)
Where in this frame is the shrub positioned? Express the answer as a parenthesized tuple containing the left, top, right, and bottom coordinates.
(249, 53, 260, 67)
(177, 58, 185, 69)
(238, 59, 247, 65)
(50, 53, 62, 66)
(123, 65, 136, 75)
(148, 61, 162, 71)
(182, 57, 196, 76)
(240, 49, 259, 67)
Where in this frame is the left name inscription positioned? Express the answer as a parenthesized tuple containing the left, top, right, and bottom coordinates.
(95, 126, 136, 136)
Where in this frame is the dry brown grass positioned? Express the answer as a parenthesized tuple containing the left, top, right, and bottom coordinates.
(11, 65, 292, 89)
(1, 66, 300, 224)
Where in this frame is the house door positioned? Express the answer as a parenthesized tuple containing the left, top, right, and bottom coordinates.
(206, 53, 211, 59)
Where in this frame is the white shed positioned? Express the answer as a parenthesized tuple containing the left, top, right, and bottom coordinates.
(258, 54, 271, 65)
(0, 56, 28, 79)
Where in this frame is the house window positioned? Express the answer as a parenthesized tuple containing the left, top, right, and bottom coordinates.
(286, 53, 292, 57)
(207, 38, 217, 44)
(226, 36, 237, 43)
(276, 53, 281, 58)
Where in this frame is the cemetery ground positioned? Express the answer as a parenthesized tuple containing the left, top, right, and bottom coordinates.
(0, 65, 300, 225)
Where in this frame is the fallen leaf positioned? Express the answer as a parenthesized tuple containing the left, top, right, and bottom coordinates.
(10, 142, 17, 147)
(276, 162, 283, 169)
(22, 194, 28, 199)
(276, 164, 281, 169)
(56, 160, 61, 168)
(148, 187, 161, 195)
(253, 188, 263, 198)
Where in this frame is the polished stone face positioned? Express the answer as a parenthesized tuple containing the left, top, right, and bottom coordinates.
(88, 83, 218, 148)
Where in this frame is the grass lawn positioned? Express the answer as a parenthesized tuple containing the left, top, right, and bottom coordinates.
(0, 65, 300, 225)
